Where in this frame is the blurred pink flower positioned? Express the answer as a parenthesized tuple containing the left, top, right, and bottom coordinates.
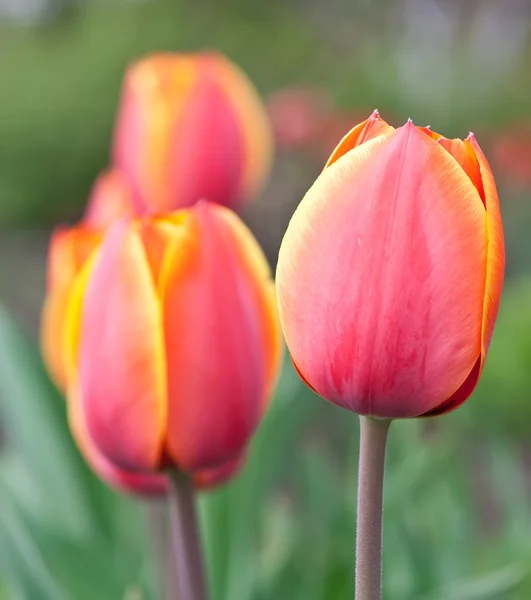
(490, 125, 531, 189)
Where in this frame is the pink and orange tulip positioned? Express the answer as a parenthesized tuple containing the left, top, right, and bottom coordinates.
(112, 52, 273, 214)
(276, 111, 505, 419)
(55, 201, 281, 487)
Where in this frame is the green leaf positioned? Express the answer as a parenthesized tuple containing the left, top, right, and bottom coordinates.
(0, 304, 119, 538)
(0, 478, 67, 600)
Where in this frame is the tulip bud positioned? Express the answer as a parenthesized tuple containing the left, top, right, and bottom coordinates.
(61, 201, 282, 483)
(112, 52, 273, 213)
(276, 111, 505, 418)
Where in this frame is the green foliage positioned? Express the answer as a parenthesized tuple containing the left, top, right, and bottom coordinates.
(2, 291, 531, 598)
(0, 305, 158, 599)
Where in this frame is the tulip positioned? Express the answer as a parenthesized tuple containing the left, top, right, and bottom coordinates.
(61, 201, 282, 482)
(491, 123, 531, 189)
(276, 110, 505, 419)
(112, 52, 273, 214)
(276, 111, 505, 600)
(267, 85, 333, 150)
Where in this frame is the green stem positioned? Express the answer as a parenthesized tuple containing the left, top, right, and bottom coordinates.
(145, 500, 177, 600)
(168, 471, 208, 600)
(355, 416, 391, 600)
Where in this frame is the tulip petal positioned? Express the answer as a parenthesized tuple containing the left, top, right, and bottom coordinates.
(277, 122, 487, 418)
(417, 134, 504, 417)
(214, 206, 283, 401)
(325, 110, 394, 168)
(169, 73, 245, 210)
(41, 227, 101, 391)
(62, 248, 100, 387)
(417, 126, 442, 141)
(159, 202, 269, 472)
(112, 54, 198, 212)
(469, 135, 505, 358)
(79, 220, 166, 471)
(68, 383, 167, 496)
(215, 54, 274, 203)
(422, 357, 481, 417)
(193, 454, 245, 490)
(437, 138, 485, 203)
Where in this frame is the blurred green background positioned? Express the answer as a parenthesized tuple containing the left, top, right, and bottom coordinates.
(2, 0, 531, 598)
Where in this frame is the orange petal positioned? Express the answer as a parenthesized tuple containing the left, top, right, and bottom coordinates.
(277, 122, 487, 418)
(62, 247, 100, 388)
(78, 220, 167, 471)
(112, 53, 198, 212)
(158, 202, 274, 472)
(83, 170, 137, 230)
(437, 138, 485, 203)
(68, 383, 167, 496)
(41, 227, 101, 391)
(469, 134, 505, 360)
(417, 126, 443, 141)
(325, 110, 394, 168)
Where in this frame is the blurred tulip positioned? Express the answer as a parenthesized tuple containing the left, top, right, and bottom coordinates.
(276, 111, 504, 419)
(112, 52, 273, 213)
(266, 85, 386, 162)
(60, 201, 282, 484)
(490, 124, 531, 189)
(267, 85, 333, 150)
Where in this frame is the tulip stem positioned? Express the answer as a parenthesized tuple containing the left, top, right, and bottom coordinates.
(355, 416, 391, 600)
(168, 471, 208, 600)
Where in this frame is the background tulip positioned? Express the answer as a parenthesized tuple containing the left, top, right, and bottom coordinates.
(62, 201, 282, 482)
(276, 111, 505, 419)
(112, 52, 273, 214)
